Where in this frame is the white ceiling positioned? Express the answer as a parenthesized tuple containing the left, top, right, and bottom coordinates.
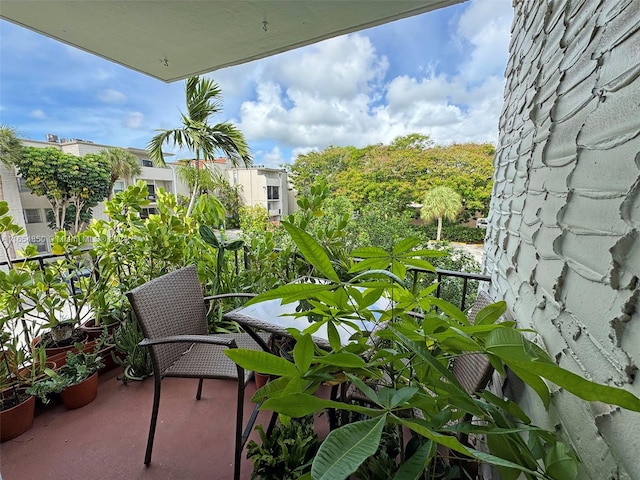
(0, 0, 464, 83)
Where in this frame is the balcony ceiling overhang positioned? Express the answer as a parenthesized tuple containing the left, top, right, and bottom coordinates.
(0, 0, 463, 83)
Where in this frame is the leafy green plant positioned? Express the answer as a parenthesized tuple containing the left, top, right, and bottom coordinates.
(26, 345, 105, 403)
(224, 223, 640, 480)
(246, 415, 319, 480)
(112, 317, 152, 383)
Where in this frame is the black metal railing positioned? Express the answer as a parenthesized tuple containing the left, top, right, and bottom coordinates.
(2, 246, 490, 312)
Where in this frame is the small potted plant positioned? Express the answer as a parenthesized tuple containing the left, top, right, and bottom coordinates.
(0, 333, 38, 442)
(246, 415, 319, 480)
(26, 344, 105, 410)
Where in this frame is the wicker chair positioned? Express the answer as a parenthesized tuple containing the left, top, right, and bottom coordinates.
(126, 265, 271, 480)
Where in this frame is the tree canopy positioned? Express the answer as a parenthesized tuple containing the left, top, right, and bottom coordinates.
(289, 135, 494, 219)
(16, 147, 111, 233)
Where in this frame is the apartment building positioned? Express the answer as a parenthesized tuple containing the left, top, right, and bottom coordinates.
(190, 157, 293, 223)
(1, 137, 294, 263)
(1, 136, 187, 260)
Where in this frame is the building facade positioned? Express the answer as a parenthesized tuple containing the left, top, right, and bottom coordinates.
(1, 136, 187, 261)
(204, 157, 293, 223)
(485, 1, 640, 478)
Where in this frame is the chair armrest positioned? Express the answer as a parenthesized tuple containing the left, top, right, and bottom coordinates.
(204, 293, 256, 302)
(139, 335, 237, 348)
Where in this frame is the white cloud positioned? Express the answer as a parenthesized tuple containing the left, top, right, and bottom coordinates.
(29, 109, 46, 119)
(98, 89, 127, 104)
(123, 112, 144, 129)
(256, 146, 286, 168)
(235, 0, 512, 154)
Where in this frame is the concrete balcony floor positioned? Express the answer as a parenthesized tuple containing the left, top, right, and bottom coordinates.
(1, 367, 317, 480)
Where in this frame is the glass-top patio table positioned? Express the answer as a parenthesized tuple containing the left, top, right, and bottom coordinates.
(223, 292, 390, 351)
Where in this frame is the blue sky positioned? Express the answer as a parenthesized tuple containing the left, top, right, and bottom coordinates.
(0, 0, 513, 168)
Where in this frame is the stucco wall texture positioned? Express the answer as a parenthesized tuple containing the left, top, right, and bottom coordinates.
(484, 0, 640, 478)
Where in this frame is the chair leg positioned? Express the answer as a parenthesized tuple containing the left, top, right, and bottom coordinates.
(145, 377, 162, 465)
(196, 378, 204, 400)
(234, 371, 245, 480)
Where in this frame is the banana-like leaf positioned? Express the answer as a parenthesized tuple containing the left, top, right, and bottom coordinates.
(312, 416, 387, 480)
(224, 349, 298, 377)
(282, 221, 340, 282)
(199, 224, 219, 247)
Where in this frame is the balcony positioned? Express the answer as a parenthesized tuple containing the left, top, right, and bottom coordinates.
(1, 367, 286, 479)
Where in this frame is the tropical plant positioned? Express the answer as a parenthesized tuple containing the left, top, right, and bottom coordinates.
(147, 75, 252, 216)
(99, 147, 141, 198)
(224, 223, 640, 480)
(420, 186, 463, 241)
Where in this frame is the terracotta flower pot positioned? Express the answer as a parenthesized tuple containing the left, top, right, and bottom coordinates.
(254, 372, 270, 389)
(79, 318, 121, 340)
(60, 372, 99, 410)
(1, 389, 36, 442)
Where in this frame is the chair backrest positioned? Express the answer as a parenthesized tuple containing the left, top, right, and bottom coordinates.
(451, 289, 497, 395)
(127, 265, 208, 374)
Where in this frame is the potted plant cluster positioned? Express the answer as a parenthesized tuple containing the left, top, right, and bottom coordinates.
(26, 344, 104, 410)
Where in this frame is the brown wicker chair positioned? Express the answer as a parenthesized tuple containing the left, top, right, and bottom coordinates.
(126, 265, 271, 480)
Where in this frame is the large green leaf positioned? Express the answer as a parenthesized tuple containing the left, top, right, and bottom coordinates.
(393, 439, 436, 480)
(429, 298, 469, 326)
(261, 393, 379, 418)
(293, 334, 315, 373)
(314, 352, 367, 368)
(486, 329, 640, 412)
(544, 442, 578, 480)
(399, 418, 542, 478)
(473, 301, 507, 325)
(199, 224, 219, 247)
(224, 349, 298, 377)
(282, 221, 340, 282)
(312, 416, 387, 480)
(244, 282, 334, 306)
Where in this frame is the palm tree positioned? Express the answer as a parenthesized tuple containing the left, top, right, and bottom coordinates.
(420, 186, 463, 241)
(147, 76, 251, 216)
(99, 147, 141, 198)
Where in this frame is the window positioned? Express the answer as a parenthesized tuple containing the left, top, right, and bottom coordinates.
(17, 177, 31, 192)
(32, 238, 48, 253)
(140, 158, 153, 167)
(113, 181, 125, 194)
(147, 184, 156, 200)
(140, 207, 157, 219)
(267, 186, 279, 200)
(24, 209, 42, 224)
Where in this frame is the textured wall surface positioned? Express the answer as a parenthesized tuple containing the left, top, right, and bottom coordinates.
(484, 0, 640, 478)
